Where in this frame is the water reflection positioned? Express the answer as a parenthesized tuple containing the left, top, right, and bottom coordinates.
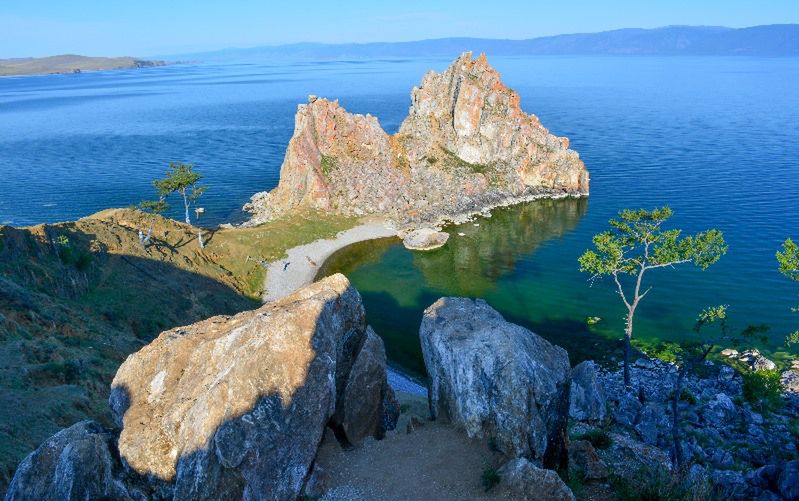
(317, 198, 589, 374)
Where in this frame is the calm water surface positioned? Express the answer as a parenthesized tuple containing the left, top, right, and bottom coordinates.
(2, 56, 798, 372)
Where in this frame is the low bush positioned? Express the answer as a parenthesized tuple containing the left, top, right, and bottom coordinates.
(481, 466, 500, 491)
(574, 428, 612, 449)
(742, 369, 784, 412)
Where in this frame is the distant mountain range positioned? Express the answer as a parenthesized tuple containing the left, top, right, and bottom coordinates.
(165, 24, 799, 61)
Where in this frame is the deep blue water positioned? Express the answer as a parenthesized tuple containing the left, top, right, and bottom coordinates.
(2, 56, 798, 364)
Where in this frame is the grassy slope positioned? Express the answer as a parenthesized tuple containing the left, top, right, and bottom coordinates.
(0, 55, 164, 76)
(0, 208, 356, 491)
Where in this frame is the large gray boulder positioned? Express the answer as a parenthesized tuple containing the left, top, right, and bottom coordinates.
(497, 458, 575, 501)
(569, 360, 607, 424)
(5, 421, 141, 501)
(419, 297, 571, 467)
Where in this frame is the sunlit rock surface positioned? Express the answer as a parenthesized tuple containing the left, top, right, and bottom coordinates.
(244, 52, 588, 226)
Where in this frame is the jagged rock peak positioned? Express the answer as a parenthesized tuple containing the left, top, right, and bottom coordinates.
(243, 52, 589, 227)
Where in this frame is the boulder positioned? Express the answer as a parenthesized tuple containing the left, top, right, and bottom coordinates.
(569, 360, 607, 424)
(738, 349, 777, 372)
(5, 421, 140, 501)
(569, 440, 609, 481)
(497, 458, 575, 501)
(782, 370, 799, 393)
(703, 393, 739, 427)
(420, 297, 571, 468)
(108, 274, 389, 500)
(402, 228, 449, 250)
(778, 460, 799, 500)
(334, 326, 395, 444)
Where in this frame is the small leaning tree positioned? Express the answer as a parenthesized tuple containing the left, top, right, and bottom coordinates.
(578, 207, 728, 388)
(137, 197, 169, 247)
(778, 238, 799, 343)
(153, 162, 206, 248)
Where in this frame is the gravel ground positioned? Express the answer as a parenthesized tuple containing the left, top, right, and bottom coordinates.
(262, 220, 398, 302)
(316, 391, 504, 501)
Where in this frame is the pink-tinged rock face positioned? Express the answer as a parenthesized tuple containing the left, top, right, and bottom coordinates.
(244, 52, 589, 226)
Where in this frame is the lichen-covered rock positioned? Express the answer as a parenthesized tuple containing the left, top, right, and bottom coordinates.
(5, 421, 141, 501)
(109, 273, 388, 500)
(569, 440, 609, 481)
(497, 458, 575, 501)
(569, 360, 607, 424)
(244, 52, 588, 226)
(419, 297, 571, 468)
(402, 228, 449, 250)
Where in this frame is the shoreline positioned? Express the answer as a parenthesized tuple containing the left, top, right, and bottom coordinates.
(261, 219, 398, 303)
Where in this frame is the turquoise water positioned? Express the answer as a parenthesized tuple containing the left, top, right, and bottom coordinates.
(2, 57, 798, 370)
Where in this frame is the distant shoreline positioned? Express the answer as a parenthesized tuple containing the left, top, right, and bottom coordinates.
(0, 55, 168, 77)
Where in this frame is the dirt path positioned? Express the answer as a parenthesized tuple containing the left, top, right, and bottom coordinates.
(261, 220, 398, 303)
(316, 392, 506, 501)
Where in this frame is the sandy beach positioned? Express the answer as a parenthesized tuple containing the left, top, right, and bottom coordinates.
(261, 219, 398, 303)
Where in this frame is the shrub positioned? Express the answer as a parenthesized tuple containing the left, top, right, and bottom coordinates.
(574, 428, 612, 449)
(481, 466, 500, 491)
(610, 465, 714, 501)
(399, 403, 411, 414)
(742, 369, 784, 412)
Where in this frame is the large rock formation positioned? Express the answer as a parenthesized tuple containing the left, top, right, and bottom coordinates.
(419, 297, 571, 469)
(6, 274, 398, 501)
(244, 52, 588, 226)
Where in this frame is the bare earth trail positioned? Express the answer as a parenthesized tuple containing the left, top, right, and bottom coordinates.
(261, 225, 509, 500)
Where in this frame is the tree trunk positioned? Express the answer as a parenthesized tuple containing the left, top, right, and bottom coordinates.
(182, 190, 190, 224)
(671, 368, 686, 468)
(623, 309, 635, 389)
(145, 220, 154, 245)
(197, 229, 204, 249)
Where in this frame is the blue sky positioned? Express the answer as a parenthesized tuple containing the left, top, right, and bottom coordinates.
(1, 0, 797, 58)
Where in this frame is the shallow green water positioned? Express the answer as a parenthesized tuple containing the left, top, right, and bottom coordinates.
(318, 198, 795, 376)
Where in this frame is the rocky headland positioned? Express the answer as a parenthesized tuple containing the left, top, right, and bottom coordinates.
(0, 55, 167, 77)
(243, 52, 589, 228)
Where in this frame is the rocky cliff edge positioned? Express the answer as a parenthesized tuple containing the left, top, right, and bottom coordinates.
(243, 52, 588, 226)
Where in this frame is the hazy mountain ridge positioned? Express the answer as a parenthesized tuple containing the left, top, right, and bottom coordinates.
(0, 55, 166, 77)
(165, 25, 799, 61)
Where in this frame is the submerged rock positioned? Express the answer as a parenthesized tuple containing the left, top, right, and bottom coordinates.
(402, 228, 449, 250)
(419, 297, 571, 468)
(244, 52, 588, 226)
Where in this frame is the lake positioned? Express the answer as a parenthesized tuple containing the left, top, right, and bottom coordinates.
(2, 56, 798, 372)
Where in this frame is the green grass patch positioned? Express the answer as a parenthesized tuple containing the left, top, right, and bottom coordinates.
(320, 154, 338, 176)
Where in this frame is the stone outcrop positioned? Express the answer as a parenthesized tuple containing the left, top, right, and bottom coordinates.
(419, 297, 571, 468)
(244, 52, 588, 226)
(569, 360, 608, 424)
(402, 227, 449, 250)
(4, 421, 142, 501)
(7, 274, 398, 501)
(496, 458, 575, 501)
